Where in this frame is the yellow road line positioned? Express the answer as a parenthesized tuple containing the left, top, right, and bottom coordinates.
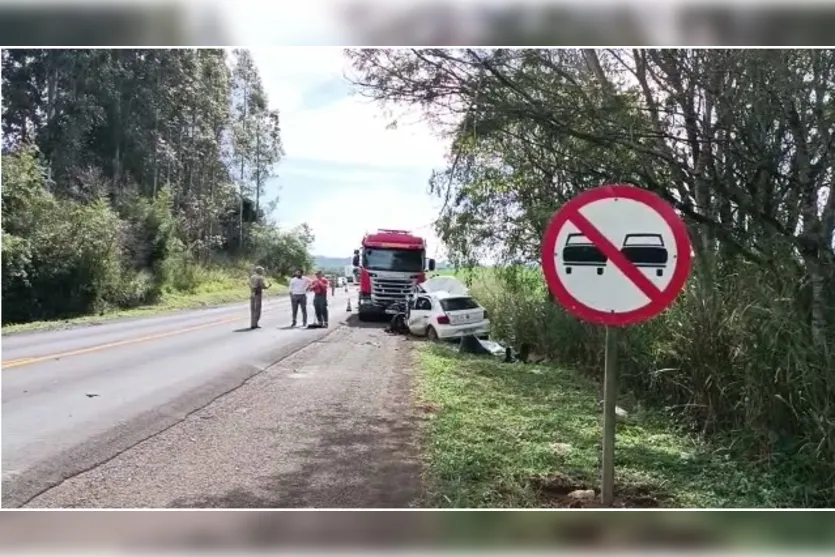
(2, 357, 37, 366)
(1, 315, 243, 370)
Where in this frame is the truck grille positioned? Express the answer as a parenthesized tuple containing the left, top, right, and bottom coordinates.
(370, 274, 417, 305)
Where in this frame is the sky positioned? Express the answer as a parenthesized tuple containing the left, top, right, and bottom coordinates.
(249, 48, 450, 259)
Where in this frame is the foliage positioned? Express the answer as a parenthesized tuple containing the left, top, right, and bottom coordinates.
(1, 49, 309, 326)
(349, 48, 835, 504)
(248, 223, 314, 277)
(417, 343, 808, 508)
(2, 146, 123, 321)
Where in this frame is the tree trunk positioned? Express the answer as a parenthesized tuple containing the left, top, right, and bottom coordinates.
(152, 119, 159, 197)
(186, 108, 196, 198)
(238, 79, 249, 250)
(806, 256, 827, 348)
(255, 128, 261, 218)
(239, 158, 245, 250)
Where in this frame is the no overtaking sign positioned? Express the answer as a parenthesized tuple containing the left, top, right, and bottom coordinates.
(541, 184, 693, 327)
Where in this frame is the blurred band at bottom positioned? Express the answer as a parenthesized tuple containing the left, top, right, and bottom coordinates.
(0, 511, 834, 551)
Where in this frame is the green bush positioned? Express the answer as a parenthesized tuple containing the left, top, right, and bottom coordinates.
(2, 148, 124, 322)
(118, 187, 178, 279)
(248, 223, 312, 276)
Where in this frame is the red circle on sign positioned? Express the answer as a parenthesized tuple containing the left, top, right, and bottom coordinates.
(541, 184, 692, 327)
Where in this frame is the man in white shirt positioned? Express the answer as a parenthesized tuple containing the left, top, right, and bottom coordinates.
(288, 268, 310, 327)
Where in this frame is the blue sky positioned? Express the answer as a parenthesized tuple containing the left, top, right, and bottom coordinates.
(250, 48, 449, 258)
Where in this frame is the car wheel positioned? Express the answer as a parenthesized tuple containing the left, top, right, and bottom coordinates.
(426, 326, 439, 341)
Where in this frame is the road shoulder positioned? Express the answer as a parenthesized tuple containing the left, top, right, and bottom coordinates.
(24, 321, 422, 508)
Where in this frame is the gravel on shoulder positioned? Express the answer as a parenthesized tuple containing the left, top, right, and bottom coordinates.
(25, 322, 422, 508)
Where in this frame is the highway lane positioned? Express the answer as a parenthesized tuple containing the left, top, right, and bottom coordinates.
(1, 287, 354, 508)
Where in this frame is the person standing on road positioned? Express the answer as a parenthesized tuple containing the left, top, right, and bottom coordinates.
(311, 270, 330, 327)
(249, 266, 271, 329)
(288, 268, 310, 327)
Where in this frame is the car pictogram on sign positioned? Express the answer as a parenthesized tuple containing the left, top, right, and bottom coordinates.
(541, 184, 693, 327)
(562, 233, 608, 275)
(619, 233, 668, 277)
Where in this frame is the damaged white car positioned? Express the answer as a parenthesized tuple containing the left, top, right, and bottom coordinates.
(406, 276, 491, 341)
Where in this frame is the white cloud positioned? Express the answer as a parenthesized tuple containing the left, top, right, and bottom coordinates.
(249, 47, 347, 112)
(284, 186, 445, 260)
(251, 47, 448, 169)
(250, 47, 451, 256)
(281, 165, 404, 186)
(281, 96, 448, 169)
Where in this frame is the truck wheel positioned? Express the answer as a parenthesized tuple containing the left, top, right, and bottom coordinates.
(426, 326, 439, 341)
(358, 309, 368, 322)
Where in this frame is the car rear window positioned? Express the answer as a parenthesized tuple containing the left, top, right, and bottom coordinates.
(623, 234, 664, 247)
(566, 233, 592, 246)
(440, 297, 480, 311)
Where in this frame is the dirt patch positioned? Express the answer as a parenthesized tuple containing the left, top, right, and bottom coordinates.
(529, 473, 666, 508)
(415, 403, 440, 415)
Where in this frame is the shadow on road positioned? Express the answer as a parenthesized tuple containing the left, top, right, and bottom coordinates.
(343, 314, 388, 330)
(167, 408, 421, 509)
(232, 328, 255, 333)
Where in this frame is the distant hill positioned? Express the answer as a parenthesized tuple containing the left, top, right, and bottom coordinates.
(313, 256, 353, 271)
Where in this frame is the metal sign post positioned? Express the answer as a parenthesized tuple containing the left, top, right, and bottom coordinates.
(540, 183, 693, 507)
(601, 325, 618, 506)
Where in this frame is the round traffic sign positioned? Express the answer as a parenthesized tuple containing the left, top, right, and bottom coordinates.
(541, 184, 692, 327)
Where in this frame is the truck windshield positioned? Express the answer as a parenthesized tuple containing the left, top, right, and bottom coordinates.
(363, 248, 424, 272)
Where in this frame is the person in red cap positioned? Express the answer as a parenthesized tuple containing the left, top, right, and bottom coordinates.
(310, 270, 330, 327)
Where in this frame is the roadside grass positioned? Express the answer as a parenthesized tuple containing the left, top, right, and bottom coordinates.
(415, 342, 800, 508)
(2, 268, 288, 335)
(430, 266, 525, 299)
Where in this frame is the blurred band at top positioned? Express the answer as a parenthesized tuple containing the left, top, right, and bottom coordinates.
(340, 2, 835, 47)
(0, 0, 834, 47)
(0, 2, 227, 46)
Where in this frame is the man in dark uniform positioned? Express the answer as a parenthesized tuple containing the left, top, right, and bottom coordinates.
(249, 266, 270, 329)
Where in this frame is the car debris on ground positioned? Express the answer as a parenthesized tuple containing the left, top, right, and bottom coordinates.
(374, 276, 547, 367)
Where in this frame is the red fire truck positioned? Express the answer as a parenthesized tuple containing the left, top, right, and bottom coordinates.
(352, 229, 436, 321)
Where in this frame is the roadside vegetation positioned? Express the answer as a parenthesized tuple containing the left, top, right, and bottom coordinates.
(417, 342, 805, 508)
(2, 50, 312, 332)
(351, 49, 835, 506)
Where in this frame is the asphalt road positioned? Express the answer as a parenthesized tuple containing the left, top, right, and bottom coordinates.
(2, 288, 354, 508)
(22, 322, 421, 509)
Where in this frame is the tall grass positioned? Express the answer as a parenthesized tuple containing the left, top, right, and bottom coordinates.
(468, 264, 835, 506)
